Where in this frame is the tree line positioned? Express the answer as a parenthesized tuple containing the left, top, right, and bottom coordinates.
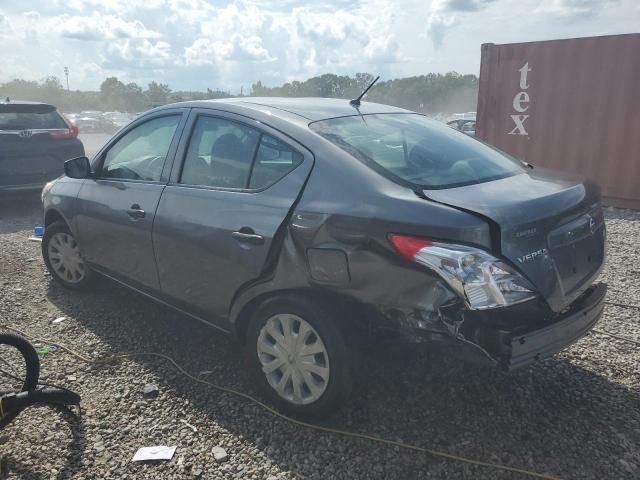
(252, 72, 478, 114)
(0, 72, 477, 114)
(0, 76, 230, 113)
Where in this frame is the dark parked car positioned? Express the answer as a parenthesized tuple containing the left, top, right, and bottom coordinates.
(0, 100, 84, 193)
(72, 115, 118, 134)
(103, 112, 134, 130)
(41, 98, 606, 416)
(447, 118, 476, 136)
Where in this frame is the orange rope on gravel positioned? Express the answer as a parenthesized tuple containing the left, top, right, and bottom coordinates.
(593, 329, 640, 346)
(2, 324, 565, 480)
(605, 301, 640, 310)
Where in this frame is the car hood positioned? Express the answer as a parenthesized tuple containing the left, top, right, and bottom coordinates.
(423, 169, 605, 312)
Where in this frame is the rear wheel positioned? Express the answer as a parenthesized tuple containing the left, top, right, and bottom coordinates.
(246, 296, 351, 418)
(42, 220, 93, 289)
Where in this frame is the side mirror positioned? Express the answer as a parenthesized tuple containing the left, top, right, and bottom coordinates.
(64, 156, 92, 179)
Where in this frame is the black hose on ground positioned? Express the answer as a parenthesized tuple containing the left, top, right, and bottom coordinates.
(0, 333, 40, 392)
(0, 388, 81, 430)
(0, 332, 81, 430)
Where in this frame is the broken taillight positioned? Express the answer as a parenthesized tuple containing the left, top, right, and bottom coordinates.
(389, 234, 537, 310)
(389, 235, 432, 262)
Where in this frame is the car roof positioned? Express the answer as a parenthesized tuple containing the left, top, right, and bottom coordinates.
(0, 99, 56, 113)
(157, 97, 412, 122)
(1, 99, 53, 106)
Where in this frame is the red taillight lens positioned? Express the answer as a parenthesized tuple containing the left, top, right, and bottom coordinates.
(50, 113, 79, 140)
(389, 234, 432, 261)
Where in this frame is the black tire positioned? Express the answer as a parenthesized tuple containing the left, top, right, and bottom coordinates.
(42, 220, 93, 289)
(245, 295, 352, 418)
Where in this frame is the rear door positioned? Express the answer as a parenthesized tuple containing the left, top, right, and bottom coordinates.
(0, 104, 83, 188)
(152, 109, 313, 325)
(75, 109, 188, 291)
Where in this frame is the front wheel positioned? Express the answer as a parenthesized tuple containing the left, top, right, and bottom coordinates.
(42, 220, 93, 289)
(246, 296, 352, 418)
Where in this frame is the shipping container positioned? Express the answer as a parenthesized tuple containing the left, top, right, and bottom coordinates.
(476, 34, 640, 209)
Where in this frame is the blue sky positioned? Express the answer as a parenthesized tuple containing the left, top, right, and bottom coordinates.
(0, 0, 637, 92)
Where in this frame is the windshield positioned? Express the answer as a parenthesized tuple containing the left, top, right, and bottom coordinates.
(311, 113, 523, 189)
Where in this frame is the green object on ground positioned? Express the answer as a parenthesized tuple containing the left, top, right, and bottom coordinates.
(36, 346, 51, 356)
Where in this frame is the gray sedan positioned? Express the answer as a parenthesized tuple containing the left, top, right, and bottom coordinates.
(41, 98, 606, 417)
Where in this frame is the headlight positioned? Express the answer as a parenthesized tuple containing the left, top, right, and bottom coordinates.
(389, 235, 537, 310)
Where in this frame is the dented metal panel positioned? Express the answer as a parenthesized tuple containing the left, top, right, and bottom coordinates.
(476, 34, 640, 209)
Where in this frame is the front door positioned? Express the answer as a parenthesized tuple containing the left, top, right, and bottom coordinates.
(75, 111, 186, 291)
(152, 110, 313, 324)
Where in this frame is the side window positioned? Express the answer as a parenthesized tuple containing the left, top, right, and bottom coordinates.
(180, 116, 260, 188)
(100, 115, 180, 181)
(249, 135, 304, 189)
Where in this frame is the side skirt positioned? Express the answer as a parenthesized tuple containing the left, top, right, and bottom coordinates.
(90, 266, 232, 337)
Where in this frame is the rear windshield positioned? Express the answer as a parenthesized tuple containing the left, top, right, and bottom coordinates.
(0, 111, 66, 130)
(310, 113, 523, 189)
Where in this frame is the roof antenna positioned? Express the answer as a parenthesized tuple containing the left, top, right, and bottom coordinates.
(350, 76, 380, 107)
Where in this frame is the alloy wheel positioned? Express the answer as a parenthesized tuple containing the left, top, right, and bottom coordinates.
(47, 232, 86, 284)
(257, 313, 330, 405)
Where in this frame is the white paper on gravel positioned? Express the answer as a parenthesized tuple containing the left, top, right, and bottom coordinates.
(132, 446, 177, 462)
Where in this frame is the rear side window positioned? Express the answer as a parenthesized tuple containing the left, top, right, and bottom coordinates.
(180, 116, 302, 190)
(180, 116, 260, 189)
(0, 112, 66, 130)
(249, 135, 303, 189)
(311, 113, 523, 189)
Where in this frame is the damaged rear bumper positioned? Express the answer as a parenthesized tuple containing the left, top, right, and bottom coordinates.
(381, 282, 607, 370)
(501, 282, 607, 369)
(372, 283, 607, 370)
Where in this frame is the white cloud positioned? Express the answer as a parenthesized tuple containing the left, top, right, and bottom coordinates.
(536, 0, 621, 17)
(365, 35, 401, 64)
(426, 12, 459, 48)
(63, 0, 167, 14)
(0, 0, 637, 91)
(0, 12, 13, 38)
(23, 11, 41, 20)
(426, 0, 501, 48)
(440, 0, 498, 12)
(105, 38, 174, 68)
(55, 13, 162, 41)
(185, 34, 275, 65)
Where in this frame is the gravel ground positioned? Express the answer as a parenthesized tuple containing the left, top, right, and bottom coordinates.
(0, 196, 638, 480)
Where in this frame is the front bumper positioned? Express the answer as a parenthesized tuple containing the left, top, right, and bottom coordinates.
(493, 282, 607, 369)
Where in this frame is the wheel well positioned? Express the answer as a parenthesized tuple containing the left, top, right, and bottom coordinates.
(232, 288, 372, 346)
(44, 209, 65, 228)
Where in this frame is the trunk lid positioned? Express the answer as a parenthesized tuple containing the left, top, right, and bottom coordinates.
(424, 169, 606, 312)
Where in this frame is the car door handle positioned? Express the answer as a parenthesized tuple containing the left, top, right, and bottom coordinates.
(232, 230, 264, 245)
(127, 204, 146, 219)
